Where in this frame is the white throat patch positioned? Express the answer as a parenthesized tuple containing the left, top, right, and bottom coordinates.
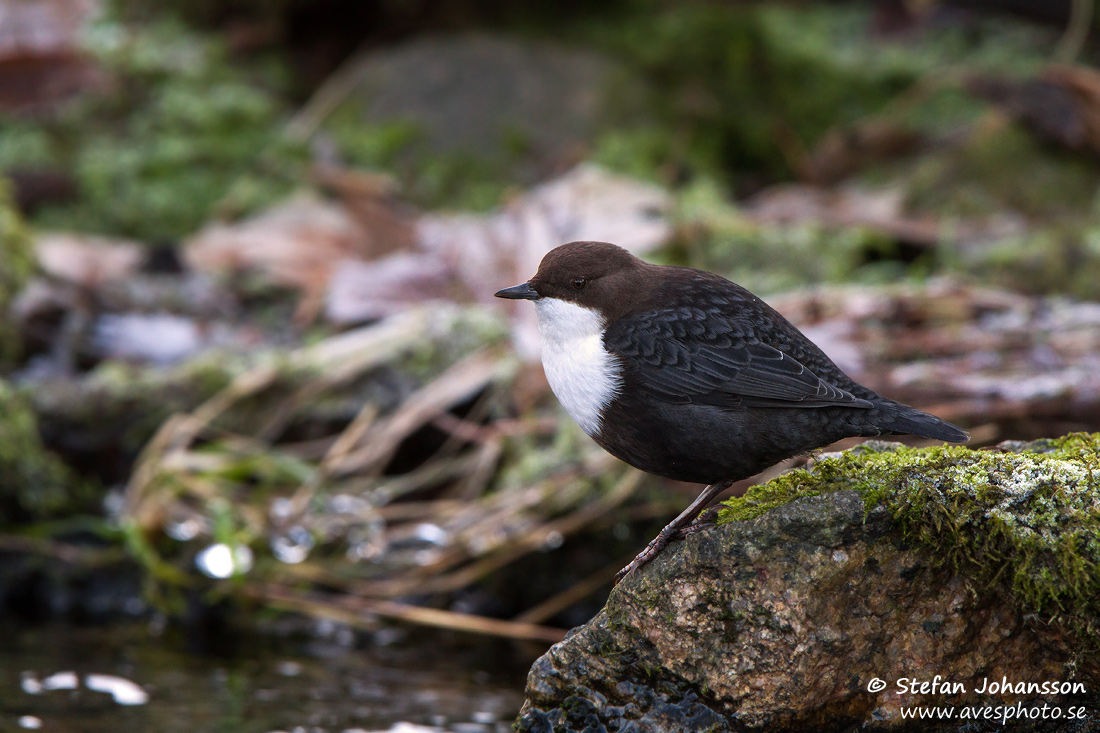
(533, 298, 622, 436)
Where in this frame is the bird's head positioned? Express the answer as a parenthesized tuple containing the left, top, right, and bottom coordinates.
(494, 241, 645, 322)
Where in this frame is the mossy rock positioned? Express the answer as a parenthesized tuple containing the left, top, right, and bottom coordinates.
(324, 34, 651, 211)
(521, 436, 1100, 731)
(719, 435, 1100, 643)
(28, 355, 240, 472)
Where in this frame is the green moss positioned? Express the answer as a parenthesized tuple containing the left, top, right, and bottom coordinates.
(0, 180, 33, 368)
(907, 122, 1100, 221)
(29, 351, 245, 466)
(327, 114, 424, 172)
(2, 15, 304, 241)
(575, 3, 1056, 187)
(672, 145, 1100, 300)
(0, 125, 54, 170)
(323, 105, 518, 212)
(668, 177, 925, 295)
(0, 381, 86, 519)
(397, 309, 510, 384)
(718, 435, 1100, 643)
(954, 225, 1100, 301)
(589, 127, 675, 185)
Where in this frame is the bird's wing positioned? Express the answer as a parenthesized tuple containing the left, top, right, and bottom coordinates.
(604, 307, 874, 409)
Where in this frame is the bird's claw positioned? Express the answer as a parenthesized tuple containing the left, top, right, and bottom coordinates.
(613, 480, 734, 586)
(614, 535, 667, 585)
(613, 523, 681, 585)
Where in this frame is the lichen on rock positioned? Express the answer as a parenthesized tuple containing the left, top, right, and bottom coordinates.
(518, 437, 1100, 732)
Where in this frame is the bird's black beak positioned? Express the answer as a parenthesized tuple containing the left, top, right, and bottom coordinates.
(494, 282, 541, 300)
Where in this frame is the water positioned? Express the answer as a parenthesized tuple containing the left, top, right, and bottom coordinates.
(0, 622, 532, 732)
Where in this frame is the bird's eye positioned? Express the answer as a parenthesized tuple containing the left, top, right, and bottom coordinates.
(572, 277, 587, 291)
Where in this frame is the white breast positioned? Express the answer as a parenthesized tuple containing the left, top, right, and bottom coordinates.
(533, 298, 623, 436)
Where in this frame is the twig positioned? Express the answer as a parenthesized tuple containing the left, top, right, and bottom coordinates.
(0, 535, 126, 566)
(284, 44, 374, 142)
(123, 310, 443, 524)
(1056, 0, 1094, 64)
(252, 583, 567, 644)
(280, 402, 380, 519)
(329, 351, 514, 477)
(270, 468, 643, 601)
(373, 499, 465, 521)
(386, 468, 644, 596)
(448, 438, 503, 501)
(350, 453, 489, 503)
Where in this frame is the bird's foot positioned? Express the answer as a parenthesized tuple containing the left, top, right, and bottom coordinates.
(613, 508, 722, 583)
(613, 478, 735, 587)
(614, 524, 678, 585)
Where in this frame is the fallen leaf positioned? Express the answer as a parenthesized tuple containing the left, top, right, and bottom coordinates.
(771, 282, 1100, 438)
(313, 164, 418, 260)
(326, 253, 452, 323)
(36, 233, 144, 287)
(744, 183, 941, 247)
(183, 195, 377, 323)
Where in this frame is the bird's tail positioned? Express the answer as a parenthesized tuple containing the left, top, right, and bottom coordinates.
(876, 404, 969, 443)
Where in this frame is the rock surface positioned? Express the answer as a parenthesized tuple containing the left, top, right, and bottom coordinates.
(347, 34, 648, 183)
(518, 439, 1100, 732)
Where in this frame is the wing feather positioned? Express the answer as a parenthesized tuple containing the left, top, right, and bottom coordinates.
(605, 308, 872, 410)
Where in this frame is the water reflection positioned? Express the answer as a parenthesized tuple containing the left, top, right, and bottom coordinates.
(0, 623, 531, 732)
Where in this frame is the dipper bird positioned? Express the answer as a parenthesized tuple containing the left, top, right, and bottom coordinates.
(495, 241, 968, 582)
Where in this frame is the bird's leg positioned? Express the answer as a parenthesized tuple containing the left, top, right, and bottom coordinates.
(614, 478, 735, 585)
(676, 505, 724, 537)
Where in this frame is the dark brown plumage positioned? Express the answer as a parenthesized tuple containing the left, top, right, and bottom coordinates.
(496, 241, 968, 580)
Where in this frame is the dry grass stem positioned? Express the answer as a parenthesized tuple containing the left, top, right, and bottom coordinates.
(116, 306, 647, 639)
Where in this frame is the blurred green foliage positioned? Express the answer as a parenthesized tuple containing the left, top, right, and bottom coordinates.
(0, 181, 33, 367)
(907, 122, 1100, 220)
(577, 4, 1056, 188)
(2, 0, 1097, 305)
(669, 178, 921, 295)
(0, 17, 305, 241)
(0, 381, 86, 520)
(0, 1, 1072, 238)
